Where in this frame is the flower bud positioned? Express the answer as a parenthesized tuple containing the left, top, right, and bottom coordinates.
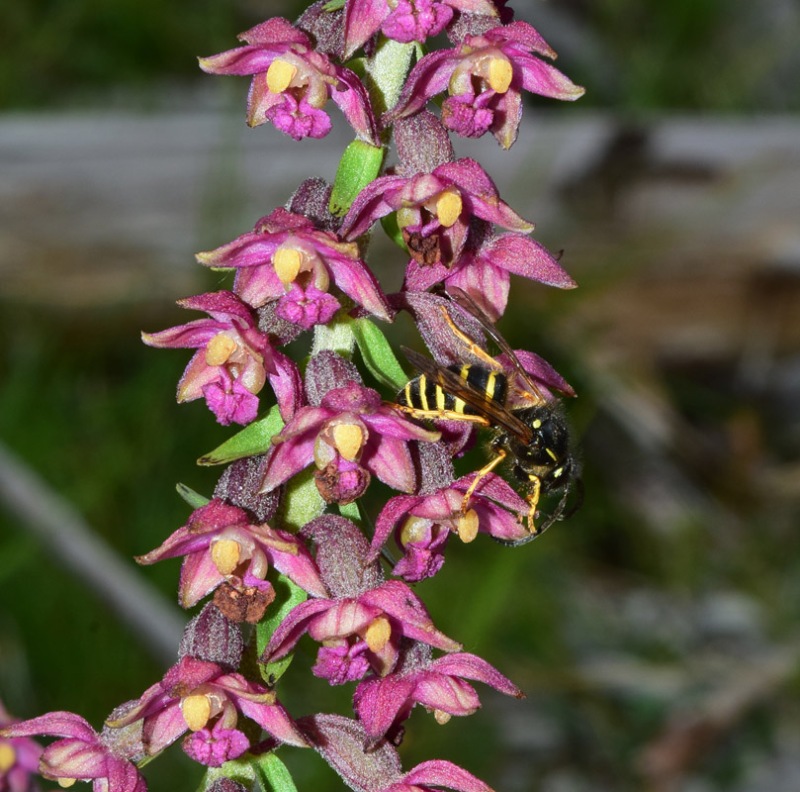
(179, 604, 244, 670)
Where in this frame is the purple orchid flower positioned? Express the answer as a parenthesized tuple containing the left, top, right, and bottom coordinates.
(142, 290, 301, 426)
(300, 714, 494, 792)
(200, 17, 378, 143)
(340, 158, 533, 268)
(263, 579, 461, 684)
(108, 656, 307, 766)
(261, 515, 461, 685)
(196, 208, 391, 330)
(260, 381, 439, 504)
(354, 643, 523, 746)
(0, 711, 145, 792)
(371, 472, 532, 581)
(404, 224, 577, 322)
(135, 499, 327, 609)
(343, 0, 498, 58)
(387, 20, 585, 148)
(0, 702, 43, 792)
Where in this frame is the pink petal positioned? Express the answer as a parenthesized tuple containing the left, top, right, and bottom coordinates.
(484, 233, 577, 288)
(141, 703, 189, 755)
(353, 674, 417, 742)
(340, 175, 407, 240)
(141, 318, 221, 350)
(41, 740, 107, 779)
(326, 251, 391, 321)
(361, 581, 461, 652)
(105, 758, 148, 792)
(362, 435, 417, 493)
(436, 159, 533, 232)
(266, 534, 328, 598)
(258, 419, 321, 493)
(370, 495, 422, 559)
(2, 712, 96, 742)
(385, 49, 455, 121)
(135, 526, 205, 566)
(196, 231, 283, 270)
(179, 551, 225, 608)
(199, 45, 278, 77)
(404, 256, 450, 292)
(264, 598, 334, 661)
(517, 55, 586, 101)
(234, 699, 307, 747)
(490, 89, 523, 150)
(430, 653, 523, 697)
(344, 0, 389, 58)
(306, 600, 382, 641)
(331, 67, 381, 146)
(413, 675, 480, 716)
(445, 259, 509, 323)
(401, 759, 494, 792)
(267, 349, 303, 422)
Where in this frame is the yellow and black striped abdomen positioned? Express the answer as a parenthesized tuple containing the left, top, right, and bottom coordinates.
(399, 365, 508, 415)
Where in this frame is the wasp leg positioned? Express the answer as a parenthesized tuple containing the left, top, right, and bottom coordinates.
(461, 448, 508, 515)
(525, 475, 542, 535)
(439, 307, 501, 370)
(392, 404, 491, 425)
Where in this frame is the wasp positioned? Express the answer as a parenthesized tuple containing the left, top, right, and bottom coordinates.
(395, 290, 581, 544)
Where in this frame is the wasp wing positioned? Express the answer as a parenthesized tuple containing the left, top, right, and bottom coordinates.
(447, 288, 552, 406)
(401, 346, 533, 445)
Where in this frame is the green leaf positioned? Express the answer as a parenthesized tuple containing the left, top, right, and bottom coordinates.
(279, 467, 326, 532)
(252, 753, 299, 792)
(175, 483, 210, 509)
(352, 318, 409, 392)
(204, 753, 298, 792)
(329, 139, 385, 217)
(364, 39, 418, 116)
(202, 759, 256, 791)
(322, 0, 345, 10)
(194, 769, 210, 792)
(338, 501, 361, 523)
(311, 315, 356, 358)
(256, 575, 308, 684)
(380, 212, 407, 251)
(198, 404, 284, 466)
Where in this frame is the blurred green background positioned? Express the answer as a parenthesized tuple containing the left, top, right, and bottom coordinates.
(1, 1, 800, 791)
(2, 0, 799, 112)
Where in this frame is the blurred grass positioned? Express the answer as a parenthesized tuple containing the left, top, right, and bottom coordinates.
(0, 0, 239, 107)
(0, 313, 219, 695)
(2, 0, 798, 111)
(0, 305, 230, 791)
